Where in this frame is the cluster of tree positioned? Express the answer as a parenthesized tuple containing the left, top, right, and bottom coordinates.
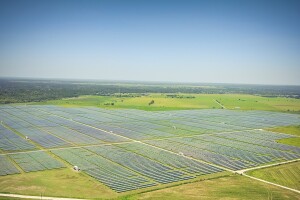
(104, 102, 114, 106)
(166, 94, 195, 99)
(110, 93, 144, 98)
(0, 78, 299, 104)
(148, 100, 155, 105)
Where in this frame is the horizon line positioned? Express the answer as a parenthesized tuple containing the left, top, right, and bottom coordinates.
(1, 76, 300, 87)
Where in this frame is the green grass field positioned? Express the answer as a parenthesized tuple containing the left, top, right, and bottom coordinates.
(133, 175, 300, 200)
(247, 161, 300, 191)
(268, 125, 300, 137)
(267, 125, 300, 147)
(0, 168, 118, 199)
(34, 93, 300, 112)
(276, 137, 300, 147)
(0, 197, 31, 200)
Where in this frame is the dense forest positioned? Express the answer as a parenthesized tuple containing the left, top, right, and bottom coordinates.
(0, 78, 300, 104)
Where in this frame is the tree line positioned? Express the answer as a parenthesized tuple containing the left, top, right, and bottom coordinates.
(0, 78, 299, 104)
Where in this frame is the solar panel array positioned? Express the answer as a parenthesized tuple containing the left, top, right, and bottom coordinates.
(0, 125, 36, 151)
(87, 145, 198, 184)
(9, 151, 65, 172)
(52, 147, 157, 192)
(0, 105, 299, 192)
(14, 127, 71, 148)
(0, 155, 20, 176)
(116, 142, 223, 175)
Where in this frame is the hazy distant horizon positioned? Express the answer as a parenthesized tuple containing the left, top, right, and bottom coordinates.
(1, 0, 300, 85)
(1, 75, 300, 87)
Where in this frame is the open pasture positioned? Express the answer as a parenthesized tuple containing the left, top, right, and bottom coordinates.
(0, 105, 299, 195)
(36, 94, 300, 112)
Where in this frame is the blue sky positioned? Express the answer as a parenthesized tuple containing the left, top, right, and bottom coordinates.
(0, 0, 299, 85)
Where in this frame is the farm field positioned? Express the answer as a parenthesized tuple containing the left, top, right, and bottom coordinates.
(247, 161, 300, 190)
(34, 94, 300, 112)
(0, 104, 299, 199)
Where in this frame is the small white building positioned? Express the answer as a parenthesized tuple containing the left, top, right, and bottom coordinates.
(73, 166, 80, 171)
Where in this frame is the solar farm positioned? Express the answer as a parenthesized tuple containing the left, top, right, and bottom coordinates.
(0, 105, 300, 194)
